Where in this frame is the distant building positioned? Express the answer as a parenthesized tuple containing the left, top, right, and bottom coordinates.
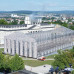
(25, 16, 31, 25)
(24, 16, 42, 25)
(11, 14, 19, 18)
(4, 26, 74, 58)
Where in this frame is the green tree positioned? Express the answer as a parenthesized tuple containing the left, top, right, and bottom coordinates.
(3, 54, 11, 72)
(0, 52, 5, 72)
(62, 22, 68, 27)
(20, 21, 24, 24)
(0, 53, 24, 72)
(0, 19, 8, 25)
(52, 49, 74, 70)
(10, 54, 24, 71)
(9, 20, 18, 25)
(71, 70, 74, 74)
(69, 25, 74, 30)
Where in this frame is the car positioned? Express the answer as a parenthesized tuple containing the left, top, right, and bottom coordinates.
(37, 56, 46, 61)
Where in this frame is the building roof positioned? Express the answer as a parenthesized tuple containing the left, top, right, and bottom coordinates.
(5, 32, 36, 42)
(0, 24, 36, 31)
(5, 26, 74, 43)
(0, 24, 27, 28)
(27, 26, 74, 43)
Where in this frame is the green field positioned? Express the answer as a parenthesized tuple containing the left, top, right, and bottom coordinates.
(46, 54, 57, 59)
(24, 60, 54, 67)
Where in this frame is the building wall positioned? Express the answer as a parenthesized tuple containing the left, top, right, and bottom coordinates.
(4, 26, 74, 58)
(4, 38, 37, 58)
(37, 32, 74, 57)
(25, 16, 31, 25)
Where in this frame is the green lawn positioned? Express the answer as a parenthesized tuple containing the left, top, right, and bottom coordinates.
(46, 54, 57, 59)
(24, 60, 54, 67)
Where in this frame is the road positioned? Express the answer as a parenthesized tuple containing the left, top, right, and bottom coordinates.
(22, 57, 54, 60)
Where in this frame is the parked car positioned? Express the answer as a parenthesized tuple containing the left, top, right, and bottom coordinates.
(37, 56, 46, 61)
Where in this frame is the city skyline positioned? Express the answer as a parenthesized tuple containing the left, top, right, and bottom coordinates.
(0, 0, 74, 11)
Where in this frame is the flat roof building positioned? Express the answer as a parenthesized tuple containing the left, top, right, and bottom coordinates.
(4, 26, 74, 58)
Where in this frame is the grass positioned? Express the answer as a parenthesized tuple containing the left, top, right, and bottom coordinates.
(24, 60, 54, 67)
(46, 54, 57, 59)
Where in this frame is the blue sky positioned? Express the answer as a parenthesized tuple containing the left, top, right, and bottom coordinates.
(0, 0, 74, 11)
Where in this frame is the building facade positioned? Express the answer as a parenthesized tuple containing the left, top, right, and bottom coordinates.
(4, 26, 74, 58)
(4, 33, 37, 58)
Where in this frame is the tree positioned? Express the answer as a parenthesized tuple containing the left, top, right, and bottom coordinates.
(0, 52, 5, 72)
(71, 70, 74, 74)
(69, 25, 74, 30)
(52, 48, 74, 70)
(9, 20, 18, 25)
(10, 54, 24, 71)
(0, 53, 24, 73)
(3, 54, 11, 72)
(20, 21, 24, 24)
(0, 19, 8, 25)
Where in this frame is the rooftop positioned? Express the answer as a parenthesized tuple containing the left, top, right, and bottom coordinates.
(5, 26, 74, 43)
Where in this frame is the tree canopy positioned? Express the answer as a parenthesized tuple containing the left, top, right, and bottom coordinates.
(0, 52, 5, 69)
(0, 53, 24, 73)
(9, 20, 18, 25)
(0, 19, 8, 25)
(20, 21, 24, 24)
(10, 54, 24, 71)
(52, 47, 74, 70)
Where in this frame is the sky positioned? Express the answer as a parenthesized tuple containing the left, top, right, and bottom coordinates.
(0, 0, 74, 11)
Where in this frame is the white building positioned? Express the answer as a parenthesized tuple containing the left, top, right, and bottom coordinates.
(24, 16, 42, 25)
(11, 14, 19, 18)
(0, 23, 55, 48)
(4, 26, 74, 58)
(25, 16, 31, 25)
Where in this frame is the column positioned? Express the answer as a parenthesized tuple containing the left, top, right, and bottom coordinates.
(4, 38, 7, 53)
(51, 49, 53, 53)
(10, 40, 12, 55)
(42, 52, 44, 56)
(33, 42, 37, 58)
(24, 42, 28, 57)
(8, 40, 11, 54)
(12, 40, 15, 55)
(20, 41, 23, 56)
(22, 41, 25, 56)
(16, 40, 19, 55)
(53, 47, 56, 52)
(48, 50, 50, 54)
(29, 42, 32, 57)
